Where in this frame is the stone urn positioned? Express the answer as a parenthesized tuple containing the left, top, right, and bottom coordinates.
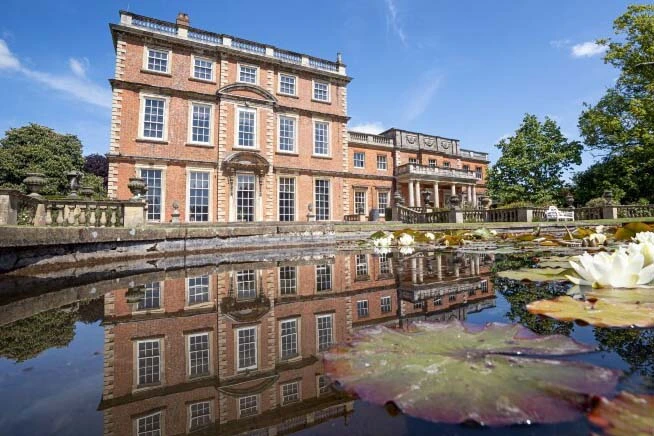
(80, 186, 95, 198)
(125, 283, 145, 309)
(565, 193, 575, 209)
(128, 177, 147, 201)
(23, 172, 47, 197)
(171, 200, 180, 223)
(480, 195, 492, 209)
(393, 190, 404, 206)
(449, 195, 461, 209)
(421, 189, 432, 207)
(66, 170, 82, 198)
(602, 190, 614, 205)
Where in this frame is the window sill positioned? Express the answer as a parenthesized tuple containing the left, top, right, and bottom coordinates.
(233, 146, 260, 152)
(311, 98, 331, 104)
(276, 150, 299, 156)
(186, 142, 215, 148)
(237, 79, 258, 86)
(353, 166, 365, 170)
(140, 69, 172, 77)
(133, 382, 162, 392)
(312, 154, 332, 160)
(277, 92, 299, 99)
(188, 77, 217, 85)
(136, 138, 168, 145)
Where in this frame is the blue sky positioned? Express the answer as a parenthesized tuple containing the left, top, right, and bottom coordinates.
(0, 0, 632, 168)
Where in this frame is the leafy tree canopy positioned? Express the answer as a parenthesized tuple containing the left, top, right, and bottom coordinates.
(487, 114, 582, 205)
(0, 123, 85, 195)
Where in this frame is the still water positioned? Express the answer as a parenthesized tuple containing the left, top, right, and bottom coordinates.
(0, 248, 651, 436)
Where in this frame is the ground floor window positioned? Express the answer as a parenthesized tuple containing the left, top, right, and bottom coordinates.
(280, 318, 299, 360)
(354, 190, 367, 214)
(278, 177, 295, 221)
(140, 169, 162, 221)
(189, 401, 211, 430)
(137, 411, 162, 436)
(317, 314, 333, 351)
(356, 300, 369, 318)
(381, 296, 392, 313)
(236, 174, 256, 222)
(137, 282, 161, 311)
(188, 171, 210, 222)
(315, 180, 330, 221)
(378, 191, 389, 215)
(316, 264, 332, 292)
(355, 254, 368, 278)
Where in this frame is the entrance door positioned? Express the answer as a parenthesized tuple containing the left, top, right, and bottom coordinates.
(236, 174, 256, 222)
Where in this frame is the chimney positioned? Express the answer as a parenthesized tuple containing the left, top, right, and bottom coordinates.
(176, 12, 190, 28)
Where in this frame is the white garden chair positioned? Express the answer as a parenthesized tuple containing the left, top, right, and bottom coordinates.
(545, 205, 574, 222)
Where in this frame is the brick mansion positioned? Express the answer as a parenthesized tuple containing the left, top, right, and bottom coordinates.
(108, 11, 489, 223)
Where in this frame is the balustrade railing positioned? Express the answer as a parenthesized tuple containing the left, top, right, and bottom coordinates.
(131, 14, 177, 34)
(308, 56, 339, 72)
(274, 49, 302, 64)
(188, 28, 222, 44)
(574, 207, 603, 221)
(396, 164, 478, 180)
(616, 204, 654, 218)
(463, 209, 485, 223)
(347, 132, 393, 147)
(231, 38, 266, 55)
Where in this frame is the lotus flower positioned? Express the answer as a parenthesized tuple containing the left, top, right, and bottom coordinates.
(588, 233, 607, 245)
(634, 231, 654, 245)
(627, 241, 654, 267)
(568, 249, 654, 288)
(595, 225, 606, 234)
(398, 233, 414, 246)
(425, 232, 436, 241)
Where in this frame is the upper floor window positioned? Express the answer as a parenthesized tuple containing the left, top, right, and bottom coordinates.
(279, 265, 297, 295)
(236, 270, 257, 299)
(377, 155, 387, 170)
(316, 264, 332, 292)
(313, 81, 329, 102)
(193, 57, 213, 81)
(463, 164, 470, 172)
(314, 121, 330, 156)
(237, 108, 256, 148)
(279, 74, 297, 95)
(137, 411, 162, 436)
(353, 152, 365, 168)
(190, 103, 211, 144)
(146, 48, 169, 73)
(189, 401, 212, 431)
(476, 167, 483, 179)
(137, 339, 161, 386)
(278, 116, 296, 152)
(429, 159, 436, 168)
(239, 395, 258, 418)
(137, 282, 161, 311)
(238, 64, 258, 84)
(443, 161, 450, 168)
(142, 97, 166, 139)
(187, 332, 210, 377)
(409, 158, 418, 165)
(237, 326, 257, 370)
(187, 275, 209, 305)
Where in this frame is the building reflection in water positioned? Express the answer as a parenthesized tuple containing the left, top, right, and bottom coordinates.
(98, 250, 495, 435)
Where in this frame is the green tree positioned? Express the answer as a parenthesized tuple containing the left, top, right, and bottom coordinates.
(487, 114, 582, 205)
(0, 123, 85, 196)
(576, 5, 654, 203)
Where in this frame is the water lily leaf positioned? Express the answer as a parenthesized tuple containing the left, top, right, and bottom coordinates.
(537, 256, 579, 269)
(527, 296, 654, 328)
(496, 267, 574, 282)
(324, 321, 619, 426)
(587, 392, 654, 436)
(614, 222, 653, 241)
(568, 286, 654, 305)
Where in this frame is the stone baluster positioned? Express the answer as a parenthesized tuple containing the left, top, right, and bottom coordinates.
(109, 206, 117, 227)
(45, 204, 53, 226)
(78, 205, 87, 225)
(56, 204, 65, 225)
(99, 206, 107, 227)
(68, 204, 78, 225)
(89, 205, 97, 227)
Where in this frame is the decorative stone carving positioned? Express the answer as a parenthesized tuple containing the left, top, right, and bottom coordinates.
(394, 190, 404, 206)
(222, 151, 271, 193)
(565, 193, 575, 209)
(449, 195, 461, 209)
(171, 200, 180, 223)
(128, 177, 147, 201)
(480, 195, 492, 210)
(66, 171, 83, 198)
(406, 134, 417, 144)
(424, 137, 435, 147)
(23, 173, 47, 197)
(439, 139, 453, 151)
(602, 190, 614, 205)
(80, 186, 95, 198)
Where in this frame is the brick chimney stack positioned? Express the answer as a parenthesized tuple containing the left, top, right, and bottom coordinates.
(176, 12, 190, 28)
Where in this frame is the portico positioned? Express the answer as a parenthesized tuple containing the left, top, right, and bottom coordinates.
(397, 163, 479, 208)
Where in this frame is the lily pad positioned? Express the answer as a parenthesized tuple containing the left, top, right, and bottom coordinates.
(537, 256, 580, 269)
(614, 222, 653, 241)
(324, 321, 619, 426)
(527, 296, 654, 328)
(496, 267, 574, 282)
(588, 392, 654, 436)
(568, 286, 654, 305)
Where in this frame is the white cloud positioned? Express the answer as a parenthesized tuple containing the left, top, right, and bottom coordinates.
(0, 39, 110, 108)
(68, 57, 89, 78)
(0, 39, 20, 69)
(404, 71, 442, 121)
(349, 121, 386, 134)
(385, 0, 407, 47)
(571, 41, 606, 58)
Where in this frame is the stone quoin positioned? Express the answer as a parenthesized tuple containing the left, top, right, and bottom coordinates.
(108, 11, 489, 223)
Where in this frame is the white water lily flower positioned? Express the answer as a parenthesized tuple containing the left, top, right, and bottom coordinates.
(633, 231, 654, 245)
(490, 229, 498, 236)
(567, 249, 654, 288)
(398, 233, 415, 246)
(373, 236, 393, 248)
(627, 240, 654, 266)
(425, 232, 436, 241)
(595, 225, 606, 234)
(399, 246, 415, 255)
(374, 246, 392, 255)
(588, 233, 607, 245)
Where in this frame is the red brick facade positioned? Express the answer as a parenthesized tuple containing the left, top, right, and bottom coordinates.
(108, 12, 489, 223)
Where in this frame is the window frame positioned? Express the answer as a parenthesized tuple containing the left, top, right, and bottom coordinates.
(316, 313, 334, 352)
(278, 176, 297, 222)
(353, 152, 365, 168)
(137, 165, 167, 223)
(143, 46, 171, 74)
(279, 317, 300, 361)
(314, 178, 331, 221)
(235, 106, 258, 149)
(237, 63, 259, 84)
(134, 410, 164, 436)
(133, 281, 164, 314)
(377, 191, 389, 215)
(277, 114, 298, 153)
(235, 325, 258, 371)
(238, 394, 260, 418)
(313, 120, 331, 157)
(354, 190, 367, 215)
(185, 275, 212, 308)
(315, 264, 332, 292)
(186, 168, 213, 223)
(381, 296, 392, 313)
(187, 101, 214, 146)
(134, 338, 164, 389)
(186, 331, 213, 379)
(312, 79, 330, 102)
(278, 265, 298, 296)
(278, 73, 298, 96)
(191, 55, 215, 82)
(408, 157, 419, 165)
(188, 400, 213, 432)
(376, 154, 387, 171)
(356, 299, 369, 318)
(139, 93, 169, 142)
(280, 381, 301, 406)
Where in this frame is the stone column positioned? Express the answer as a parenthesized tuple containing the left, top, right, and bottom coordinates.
(418, 257, 424, 283)
(436, 255, 442, 280)
(475, 255, 481, 276)
(472, 186, 477, 207)
(415, 180, 421, 207)
(433, 183, 439, 208)
(467, 185, 472, 203)
(408, 181, 415, 207)
(411, 258, 417, 284)
(451, 184, 456, 196)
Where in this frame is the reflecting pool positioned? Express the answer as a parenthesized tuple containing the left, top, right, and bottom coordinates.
(0, 248, 651, 435)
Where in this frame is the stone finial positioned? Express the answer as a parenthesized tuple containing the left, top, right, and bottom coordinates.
(336, 52, 343, 64)
(176, 12, 190, 27)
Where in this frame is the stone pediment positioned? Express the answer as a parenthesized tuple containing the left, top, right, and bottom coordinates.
(218, 83, 277, 104)
(222, 151, 271, 177)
